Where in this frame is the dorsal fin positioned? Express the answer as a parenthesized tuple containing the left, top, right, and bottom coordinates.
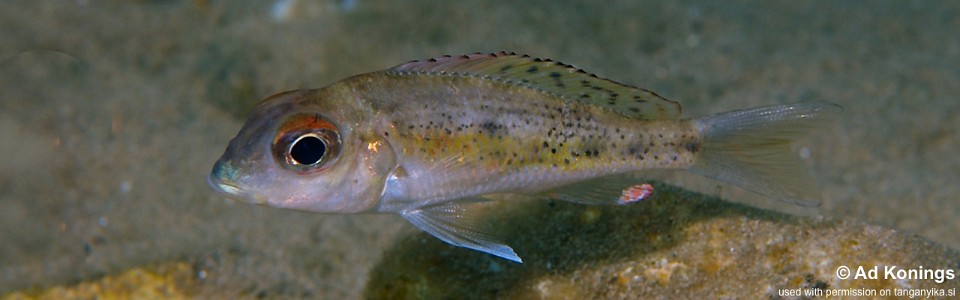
(389, 52, 681, 120)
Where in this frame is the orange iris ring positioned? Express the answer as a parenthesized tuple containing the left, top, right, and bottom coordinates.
(271, 113, 342, 174)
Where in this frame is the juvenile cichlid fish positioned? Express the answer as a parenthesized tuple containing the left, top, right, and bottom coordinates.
(209, 52, 839, 262)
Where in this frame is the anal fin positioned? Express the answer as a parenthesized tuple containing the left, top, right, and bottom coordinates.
(543, 175, 655, 205)
(401, 199, 522, 263)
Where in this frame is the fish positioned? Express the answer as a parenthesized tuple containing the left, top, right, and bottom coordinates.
(208, 51, 840, 263)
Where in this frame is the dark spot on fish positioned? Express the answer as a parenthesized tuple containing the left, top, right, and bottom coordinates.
(629, 107, 641, 113)
(685, 141, 700, 153)
(480, 121, 501, 134)
(549, 72, 561, 78)
(551, 148, 557, 154)
(527, 66, 538, 73)
(384, 132, 389, 137)
(542, 141, 549, 148)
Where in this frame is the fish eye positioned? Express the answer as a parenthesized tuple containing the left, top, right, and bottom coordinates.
(288, 134, 326, 166)
(272, 113, 341, 173)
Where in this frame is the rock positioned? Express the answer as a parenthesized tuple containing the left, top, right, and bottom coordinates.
(365, 182, 960, 299)
(2, 262, 196, 300)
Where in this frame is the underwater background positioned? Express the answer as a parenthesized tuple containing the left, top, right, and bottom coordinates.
(2, 0, 958, 298)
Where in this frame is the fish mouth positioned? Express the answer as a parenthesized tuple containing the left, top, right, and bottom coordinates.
(208, 160, 267, 205)
(208, 174, 242, 196)
(207, 174, 267, 205)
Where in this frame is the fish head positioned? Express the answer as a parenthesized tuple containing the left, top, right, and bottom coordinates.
(208, 88, 395, 213)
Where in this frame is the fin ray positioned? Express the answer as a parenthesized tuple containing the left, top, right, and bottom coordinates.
(401, 199, 522, 263)
(543, 175, 655, 205)
(389, 52, 681, 120)
(692, 102, 841, 206)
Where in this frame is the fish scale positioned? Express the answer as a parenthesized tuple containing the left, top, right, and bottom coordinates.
(209, 53, 840, 263)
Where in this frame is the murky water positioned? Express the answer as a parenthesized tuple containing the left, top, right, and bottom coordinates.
(2, 1, 958, 298)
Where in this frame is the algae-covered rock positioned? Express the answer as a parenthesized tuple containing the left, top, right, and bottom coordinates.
(2, 261, 197, 300)
(365, 182, 960, 299)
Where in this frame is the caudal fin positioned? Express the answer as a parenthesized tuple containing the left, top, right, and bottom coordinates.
(691, 102, 841, 207)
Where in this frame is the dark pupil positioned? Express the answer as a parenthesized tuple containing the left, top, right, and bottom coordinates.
(290, 135, 326, 165)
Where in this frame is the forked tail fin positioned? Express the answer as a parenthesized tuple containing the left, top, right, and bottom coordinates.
(691, 102, 841, 207)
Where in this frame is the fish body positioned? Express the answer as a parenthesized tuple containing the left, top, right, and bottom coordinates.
(209, 52, 838, 262)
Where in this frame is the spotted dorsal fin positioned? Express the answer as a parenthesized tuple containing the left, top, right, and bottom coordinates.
(388, 51, 681, 120)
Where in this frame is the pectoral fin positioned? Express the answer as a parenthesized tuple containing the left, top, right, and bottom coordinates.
(400, 199, 522, 263)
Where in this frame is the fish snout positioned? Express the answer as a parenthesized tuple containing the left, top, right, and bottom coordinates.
(208, 159, 266, 205)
